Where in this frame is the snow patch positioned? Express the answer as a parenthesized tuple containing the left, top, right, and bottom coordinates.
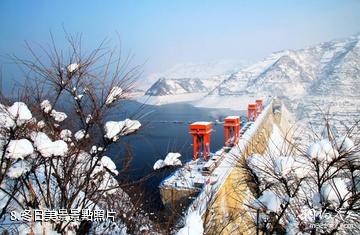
(247, 154, 269, 180)
(50, 110, 67, 122)
(104, 119, 141, 140)
(101, 156, 118, 175)
(86, 114, 92, 124)
(7, 160, 31, 178)
(153, 152, 182, 170)
(274, 156, 295, 176)
(37, 120, 45, 129)
(153, 160, 165, 170)
(40, 100, 52, 113)
(33, 132, 68, 157)
(0, 105, 15, 128)
(177, 211, 204, 235)
(336, 136, 354, 153)
(74, 129, 86, 141)
(254, 189, 282, 212)
(67, 63, 79, 73)
(6, 139, 34, 160)
(321, 178, 350, 206)
(105, 86, 123, 105)
(60, 129, 72, 142)
(307, 139, 339, 162)
(7, 102, 32, 125)
(75, 94, 83, 100)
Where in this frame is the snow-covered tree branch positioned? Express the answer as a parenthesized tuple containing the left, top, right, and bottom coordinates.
(240, 119, 360, 234)
(0, 34, 156, 234)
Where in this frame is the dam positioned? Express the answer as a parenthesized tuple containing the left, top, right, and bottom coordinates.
(158, 97, 290, 234)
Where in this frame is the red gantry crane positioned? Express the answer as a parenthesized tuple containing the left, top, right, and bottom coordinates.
(224, 116, 240, 147)
(256, 99, 263, 113)
(248, 103, 257, 121)
(189, 122, 212, 161)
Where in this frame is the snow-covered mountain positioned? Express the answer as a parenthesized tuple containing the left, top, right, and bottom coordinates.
(142, 60, 247, 91)
(145, 77, 223, 96)
(210, 34, 360, 98)
(145, 34, 360, 100)
(198, 34, 360, 134)
(142, 34, 360, 133)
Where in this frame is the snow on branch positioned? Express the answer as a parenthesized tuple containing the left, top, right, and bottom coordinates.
(105, 86, 123, 105)
(7, 102, 32, 126)
(60, 129, 72, 142)
(40, 100, 52, 114)
(74, 129, 87, 141)
(153, 152, 182, 170)
(6, 139, 34, 160)
(101, 156, 118, 175)
(50, 110, 67, 122)
(320, 178, 350, 206)
(7, 160, 30, 179)
(32, 132, 68, 157)
(307, 139, 339, 162)
(0, 33, 153, 234)
(0, 105, 15, 129)
(104, 119, 141, 140)
(67, 63, 79, 73)
(40, 100, 67, 122)
(242, 121, 360, 234)
(253, 189, 282, 213)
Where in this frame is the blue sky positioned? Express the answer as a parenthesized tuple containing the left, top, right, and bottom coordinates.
(0, 0, 360, 84)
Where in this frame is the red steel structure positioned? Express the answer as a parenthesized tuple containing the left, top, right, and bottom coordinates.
(189, 122, 212, 161)
(256, 99, 263, 113)
(224, 116, 241, 146)
(248, 103, 257, 121)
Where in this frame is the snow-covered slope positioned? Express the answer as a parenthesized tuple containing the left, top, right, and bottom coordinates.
(209, 34, 360, 98)
(196, 34, 360, 134)
(144, 60, 247, 88)
(145, 77, 223, 96)
(145, 34, 360, 103)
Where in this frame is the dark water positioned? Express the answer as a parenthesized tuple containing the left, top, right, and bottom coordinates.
(106, 101, 245, 214)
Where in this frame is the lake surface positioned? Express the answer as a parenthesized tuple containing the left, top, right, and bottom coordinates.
(106, 101, 246, 215)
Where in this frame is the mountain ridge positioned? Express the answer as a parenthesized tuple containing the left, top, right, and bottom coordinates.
(143, 33, 360, 110)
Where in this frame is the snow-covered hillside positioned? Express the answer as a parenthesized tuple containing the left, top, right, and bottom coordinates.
(145, 77, 223, 96)
(201, 34, 360, 133)
(143, 60, 247, 89)
(208, 50, 312, 97)
(144, 34, 360, 103)
(209, 34, 360, 98)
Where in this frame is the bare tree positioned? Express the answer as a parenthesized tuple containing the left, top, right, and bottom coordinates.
(0, 33, 158, 234)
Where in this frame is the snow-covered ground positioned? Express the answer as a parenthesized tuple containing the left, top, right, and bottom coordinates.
(294, 96, 360, 130)
(177, 211, 204, 235)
